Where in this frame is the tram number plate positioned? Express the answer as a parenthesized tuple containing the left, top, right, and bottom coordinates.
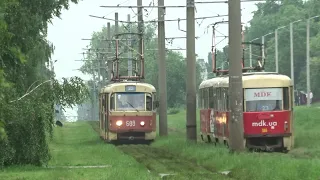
(126, 120, 136, 127)
(261, 128, 268, 133)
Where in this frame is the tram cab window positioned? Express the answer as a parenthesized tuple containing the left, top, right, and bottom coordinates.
(146, 94, 152, 111)
(152, 93, 157, 110)
(110, 94, 115, 110)
(115, 92, 146, 111)
(283, 87, 290, 110)
(244, 88, 283, 112)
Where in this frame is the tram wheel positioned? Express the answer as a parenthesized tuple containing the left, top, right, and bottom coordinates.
(146, 140, 154, 145)
(282, 148, 289, 153)
(224, 140, 229, 148)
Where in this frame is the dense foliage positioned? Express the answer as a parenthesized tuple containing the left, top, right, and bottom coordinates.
(80, 23, 204, 109)
(0, 0, 89, 167)
(205, 0, 320, 97)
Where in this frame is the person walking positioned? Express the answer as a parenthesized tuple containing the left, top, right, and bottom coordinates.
(309, 91, 313, 104)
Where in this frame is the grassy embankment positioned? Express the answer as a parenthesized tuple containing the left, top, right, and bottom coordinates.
(149, 103, 320, 180)
(0, 122, 158, 180)
(1, 103, 320, 179)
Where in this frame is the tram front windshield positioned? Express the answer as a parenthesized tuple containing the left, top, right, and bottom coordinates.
(114, 92, 152, 111)
(245, 88, 284, 112)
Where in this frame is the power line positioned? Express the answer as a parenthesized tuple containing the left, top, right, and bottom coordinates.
(100, 5, 192, 8)
(104, 0, 132, 17)
(195, 0, 266, 3)
(89, 14, 228, 23)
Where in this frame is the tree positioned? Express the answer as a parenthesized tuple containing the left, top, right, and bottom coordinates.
(0, 0, 89, 167)
(244, 0, 320, 97)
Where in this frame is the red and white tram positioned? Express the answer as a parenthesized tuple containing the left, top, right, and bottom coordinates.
(198, 72, 294, 152)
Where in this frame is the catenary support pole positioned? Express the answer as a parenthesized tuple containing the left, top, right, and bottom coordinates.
(228, 0, 245, 152)
(261, 35, 265, 62)
(275, 29, 279, 73)
(290, 23, 294, 86)
(306, 18, 310, 107)
(158, 0, 168, 136)
(107, 22, 112, 82)
(137, 0, 144, 80)
(127, 14, 132, 76)
(249, 44, 252, 67)
(186, 0, 197, 141)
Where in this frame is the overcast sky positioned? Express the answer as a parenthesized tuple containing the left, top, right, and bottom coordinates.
(47, 0, 258, 117)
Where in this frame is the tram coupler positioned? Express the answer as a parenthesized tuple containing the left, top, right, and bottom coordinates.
(128, 136, 134, 140)
(265, 145, 274, 152)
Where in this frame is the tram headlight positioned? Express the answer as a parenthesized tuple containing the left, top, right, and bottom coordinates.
(284, 121, 288, 131)
(140, 121, 145, 126)
(116, 120, 123, 126)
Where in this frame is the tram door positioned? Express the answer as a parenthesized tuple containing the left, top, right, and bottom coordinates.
(99, 94, 103, 132)
(104, 94, 109, 137)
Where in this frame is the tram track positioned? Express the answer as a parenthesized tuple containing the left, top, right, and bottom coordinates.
(88, 121, 232, 179)
(117, 144, 229, 179)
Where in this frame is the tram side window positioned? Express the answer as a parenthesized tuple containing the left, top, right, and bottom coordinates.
(152, 93, 157, 110)
(226, 88, 229, 110)
(217, 88, 221, 111)
(222, 88, 226, 111)
(201, 89, 205, 109)
(204, 88, 209, 108)
(283, 87, 289, 110)
(102, 94, 106, 112)
(198, 89, 202, 109)
(146, 94, 152, 111)
(209, 87, 214, 108)
(213, 88, 217, 110)
(110, 94, 115, 111)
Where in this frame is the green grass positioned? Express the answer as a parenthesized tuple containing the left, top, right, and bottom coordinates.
(151, 104, 320, 180)
(1, 104, 320, 179)
(0, 122, 158, 180)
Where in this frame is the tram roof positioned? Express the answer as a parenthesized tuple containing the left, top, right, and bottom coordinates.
(199, 72, 292, 89)
(100, 81, 156, 93)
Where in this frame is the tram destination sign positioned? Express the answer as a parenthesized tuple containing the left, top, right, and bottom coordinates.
(125, 85, 136, 92)
(245, 88, 283, 101)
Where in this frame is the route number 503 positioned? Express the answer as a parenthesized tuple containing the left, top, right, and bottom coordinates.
(126, 120, 135, 127)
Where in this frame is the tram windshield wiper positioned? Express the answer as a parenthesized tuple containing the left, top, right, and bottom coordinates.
(126, 101, 139, 112)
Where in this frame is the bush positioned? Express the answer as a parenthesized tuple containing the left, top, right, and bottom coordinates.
(168, 108, 180, 115)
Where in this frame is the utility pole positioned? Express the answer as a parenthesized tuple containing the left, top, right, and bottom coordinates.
(96, 52, 101, 89)
(249, 44, 252, 67)
(289, 22, 294, 93)
(186, 0, 197, 141)
(137, 0, 144, 80)
(107, 22, 112, 82)
(91, 59, 96, 121)
(261, 35, 265, 62)
(275, 29, 279, 73)
(228, 0, 245, 151)
(115, 12, 119, 35)
(158, 0, 168, 136)
(115, 13, 119, 79)
(306, 18, 310, 107)
(127, 14, 132, 76)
